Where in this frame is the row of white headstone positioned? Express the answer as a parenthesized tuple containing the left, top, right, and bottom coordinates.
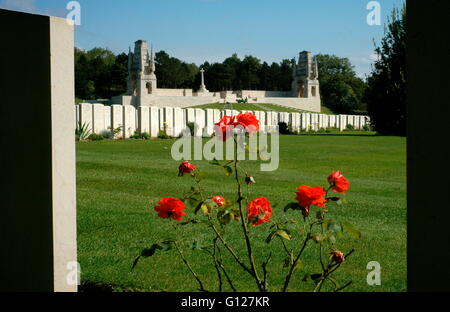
(75, 103, 371, 138)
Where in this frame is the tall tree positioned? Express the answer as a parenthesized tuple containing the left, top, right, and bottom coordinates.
(316, 54, 367, 114)
(365, 6, 406, 135)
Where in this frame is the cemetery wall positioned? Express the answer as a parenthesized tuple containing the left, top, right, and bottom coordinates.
(76, 103, 371, 139)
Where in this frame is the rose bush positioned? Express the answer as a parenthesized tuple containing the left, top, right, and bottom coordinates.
(134, 113, 361, 292)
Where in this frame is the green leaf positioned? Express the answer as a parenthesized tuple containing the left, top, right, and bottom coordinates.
(141, 244, 163, 258)
(222, 198, 234, 209)
(209, 158, 221, 166)
(341, 221, 362, 238)
(223, 165, 233, 176)
(199, 199, 217, 215)
(284, 202, 301, 212)
(217, 209, 232, 225)
(265, 230, 277, 244)
(275, 229, 292, 241)
(194, 201, 204, 214)
(185, 198, 201, 210)
(310, 233, 328, 243)
(132, 243, 164, 270)
(295, 259, 304, 270)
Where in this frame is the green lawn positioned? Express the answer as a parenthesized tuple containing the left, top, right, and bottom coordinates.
(191, 102, 317, 113)
(77, 134, 406, 292)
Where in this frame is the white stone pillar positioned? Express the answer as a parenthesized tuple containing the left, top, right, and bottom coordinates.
(0, 11, 77, 292)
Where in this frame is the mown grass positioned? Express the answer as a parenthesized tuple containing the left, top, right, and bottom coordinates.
(77, 134, 406, 292)
(191, 103, 315, 113)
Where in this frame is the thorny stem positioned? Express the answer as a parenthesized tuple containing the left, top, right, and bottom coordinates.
(212, 237, 223, 292)
(207, 216, 253, 275)
(282, 221, 318, 292)
(313, 249, 355, 292)
(234, 138, 264, 292)
(173, 241, 207, 292)
(216, 243, 237, 292)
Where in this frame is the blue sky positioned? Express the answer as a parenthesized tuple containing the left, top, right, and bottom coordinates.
(1, 0, 404, 77)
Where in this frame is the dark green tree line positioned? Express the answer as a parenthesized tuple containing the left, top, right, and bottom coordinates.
(364, 6, 406, 135)
(75, 47, 368, 114)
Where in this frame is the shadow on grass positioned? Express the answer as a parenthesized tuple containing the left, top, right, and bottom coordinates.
(79, 281, 151, 292)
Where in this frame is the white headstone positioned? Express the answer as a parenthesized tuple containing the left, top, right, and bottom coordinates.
(138, 106, 150, 134)
(194, 108, 206, 137)
(79, 103, 93, 134)
(164, 107, 174, 137)
(111, 105, 124, 138)
(104, 105, 111, 134)
(123, 105, 137, 138)
(149, 106, 159, 138)
(186, 108, 195, 123)
(92, 103, 105, 135)
(173, 107, 184, 137)
(205, 109, 215, 136)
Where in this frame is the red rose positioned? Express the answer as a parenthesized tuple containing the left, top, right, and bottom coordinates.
(178, 161, 196, 176)
(330, 249, 345, 264)
(327, 170, 350, 194)
(154, 197, 186, 221)
(247, 197, 272, 226)
(211, 196, 225, 207)
(214, 115, 235, 141)
(234, 112, 260, 135)
(295, 185, 327, 215)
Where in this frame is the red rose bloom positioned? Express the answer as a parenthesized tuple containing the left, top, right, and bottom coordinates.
(178, 161, 196, 176)
(247, 197, 272, 226)
(234, 112, 260, 135)
(295, 185, 327, 215)
(330, 250, 345, 264)
(327, 170, 350, 194)
(214, 115, 235, 141)
(211, 196, 225, 207)
(154, 197, 186, 221)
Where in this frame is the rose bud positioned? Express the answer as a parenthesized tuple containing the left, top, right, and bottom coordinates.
(178, 161, 196, 176)
(245, 176, 256, 185)
(330, 249, 345, 264)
